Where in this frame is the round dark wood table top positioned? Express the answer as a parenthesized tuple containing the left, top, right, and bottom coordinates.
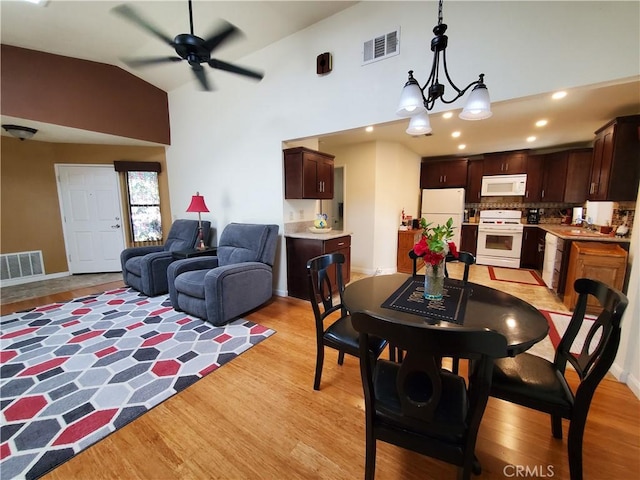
(343, 274, 549, 357)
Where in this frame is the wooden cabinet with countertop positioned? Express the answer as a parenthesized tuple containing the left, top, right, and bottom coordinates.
(397, 229, 424, 274)
(588, 115, 640, 201)
(286, 234, 350, 300)
(563, 242, 627, 313)
(420, 159, 468, 188)
(284, 146, 334, 199)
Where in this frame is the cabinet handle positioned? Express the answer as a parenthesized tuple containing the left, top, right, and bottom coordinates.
(443, 175, 447, 183)
(541, 189, 545, 198)
(337, 242, 345, 246)
(525, 190, 529, 198)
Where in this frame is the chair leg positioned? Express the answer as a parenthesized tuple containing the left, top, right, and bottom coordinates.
(314, 345, 325, 391)
(389, 344, 397, 362)
(451, 357, 460, 374)
(338, 351, 345, 365)
(364, 434, 376, 480)
(551, 414, 563, 439)
(567, 414, 587, 480)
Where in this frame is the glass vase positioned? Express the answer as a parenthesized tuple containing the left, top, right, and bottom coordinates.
(423, 257, 445, 300)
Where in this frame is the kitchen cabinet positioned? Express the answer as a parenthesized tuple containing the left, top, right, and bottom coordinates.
(483, 151, 528, 175)
(563, 242, 627, 314)
(466, 159, 483, 202)
(460, 224, 478, 256)
(286, 235, 351, 300)
(588, 115, 640, 201)
(284, 147, 334, 199)
(540, 152, 568, 202)
(520, 227, 543, 270)
(563, 149, 593, 203)
(420, 159, 468, 188)
(397, 229, 424, 274)
(525, 154, 544, 201)
(526, 148, 592, 203)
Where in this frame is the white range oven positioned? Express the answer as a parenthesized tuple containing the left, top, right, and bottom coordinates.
(475, 210, 524, 269)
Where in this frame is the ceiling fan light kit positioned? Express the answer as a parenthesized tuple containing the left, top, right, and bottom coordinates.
(397, 0, 492, 134)
(112, 0, 264, 91)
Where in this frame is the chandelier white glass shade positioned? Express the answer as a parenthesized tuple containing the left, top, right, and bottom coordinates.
(405, 112, 432, 135)
(396, 0, 492, 134)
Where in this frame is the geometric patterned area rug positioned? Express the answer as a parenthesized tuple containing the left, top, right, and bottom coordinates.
(0, 287, 275, 480)
(488, 266, 546, 286)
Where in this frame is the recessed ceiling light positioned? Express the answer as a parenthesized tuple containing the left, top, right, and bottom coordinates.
(442, 112, 453, 119)
(535, 119, 548, 127)
(451, 131, 461, 138)
(458, 144, 466, 150)
(552, 91, 567, 100)
(527, 136, 537, 142)
(365, 126, 374, 133)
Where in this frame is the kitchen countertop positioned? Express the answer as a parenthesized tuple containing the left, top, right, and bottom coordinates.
(463, 222, 630, 242)
(285, 230, 352, 240)
(532, 224, 630, 243)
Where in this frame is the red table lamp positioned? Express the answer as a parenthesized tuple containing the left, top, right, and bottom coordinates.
(186, 191, 210, 250)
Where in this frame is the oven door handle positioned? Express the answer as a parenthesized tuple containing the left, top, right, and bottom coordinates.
(479, 226, 524, 234)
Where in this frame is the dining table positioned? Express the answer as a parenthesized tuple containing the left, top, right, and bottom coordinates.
(343, 274, 549, 357)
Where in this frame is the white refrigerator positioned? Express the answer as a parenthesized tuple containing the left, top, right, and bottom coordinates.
(420, 188, 465, 249)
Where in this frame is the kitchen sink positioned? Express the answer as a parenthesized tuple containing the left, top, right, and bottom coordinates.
(561, 228, 607, 237)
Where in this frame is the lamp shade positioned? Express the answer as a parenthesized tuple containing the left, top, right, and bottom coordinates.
(396, 81, 426, 117)
(186, 192, 210, 213)
(405, 112, 432, 135)
(459, 84, 492, 120)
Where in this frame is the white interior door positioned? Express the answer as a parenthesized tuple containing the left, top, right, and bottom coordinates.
(56, 165, 125, 273)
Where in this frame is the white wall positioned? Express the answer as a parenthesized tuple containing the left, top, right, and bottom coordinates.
(165, 1, 640, 394)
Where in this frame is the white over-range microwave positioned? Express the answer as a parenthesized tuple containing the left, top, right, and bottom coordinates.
(481, 174, 527, 196)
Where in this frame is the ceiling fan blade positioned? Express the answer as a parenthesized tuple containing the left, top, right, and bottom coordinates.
(112, 4, 175, 46)
(202, 20, 241, 52)
(122, 56, 183, 68)
(208, 59, 264, 81)
(191, 64, 212, 91)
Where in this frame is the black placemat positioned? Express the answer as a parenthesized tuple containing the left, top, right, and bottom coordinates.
(381, 276, 468, 325)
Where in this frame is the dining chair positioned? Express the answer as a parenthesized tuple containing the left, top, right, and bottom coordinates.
(306, 253, 387, 391)
(490, 278, 628, 480)
(403, 250, 476, 373)
(352, 311, 507, 480)
(409, 250, 475, 282)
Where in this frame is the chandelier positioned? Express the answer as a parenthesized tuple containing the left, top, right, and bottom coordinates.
(396, 0, 492, 135)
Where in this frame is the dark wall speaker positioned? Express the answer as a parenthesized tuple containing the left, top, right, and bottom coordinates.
(316, 52, 332, 75)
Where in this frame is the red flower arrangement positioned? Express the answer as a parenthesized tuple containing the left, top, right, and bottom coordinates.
(413, 217, 459, 266)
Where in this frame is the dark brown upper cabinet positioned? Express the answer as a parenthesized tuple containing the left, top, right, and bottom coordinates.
(284, 147, 334, 199)
(588, 115, 640, 201)
(483, 151, 528, 175)
(420, 159, 468, 189)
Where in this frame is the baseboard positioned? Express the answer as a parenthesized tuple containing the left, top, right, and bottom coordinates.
(0, 271, 70, 288)
(610, 362, 640, 400)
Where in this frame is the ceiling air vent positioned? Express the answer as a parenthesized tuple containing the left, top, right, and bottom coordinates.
(362, 28, 400, 65)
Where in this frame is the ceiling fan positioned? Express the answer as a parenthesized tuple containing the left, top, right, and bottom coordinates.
(112, 0, 264, 91)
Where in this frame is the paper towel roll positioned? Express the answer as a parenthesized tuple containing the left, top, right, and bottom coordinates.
(585, 201, 614, 226)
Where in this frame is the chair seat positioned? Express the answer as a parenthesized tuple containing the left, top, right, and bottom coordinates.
(173, 270, 208, 299)
(492, 353, 573, 410)
(374, 360, 468, 442)
(324, 315, 386, 357)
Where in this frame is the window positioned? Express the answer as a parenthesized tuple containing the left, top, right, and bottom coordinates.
(126, 171, 162, 242)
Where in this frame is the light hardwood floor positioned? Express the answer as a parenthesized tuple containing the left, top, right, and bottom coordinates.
(1, 266, 638, 480)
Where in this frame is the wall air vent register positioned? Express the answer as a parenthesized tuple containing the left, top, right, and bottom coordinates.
(362, 28, 399, 65)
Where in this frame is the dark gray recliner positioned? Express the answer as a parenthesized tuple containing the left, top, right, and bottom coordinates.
(167, 223, 279, 326)
(120, 219, 211, 297)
